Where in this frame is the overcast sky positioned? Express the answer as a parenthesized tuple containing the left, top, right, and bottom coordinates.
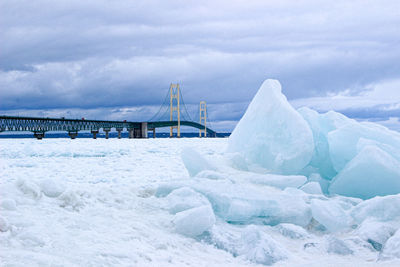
(1, 0, 400, 131)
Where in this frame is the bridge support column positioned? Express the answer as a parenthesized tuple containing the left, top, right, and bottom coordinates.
(91, 130, 99, 139)
(151, 128, 156, 138)
(116, 128, 123, 139)
(68, 131, 78, 139)
(134, 128, 141, 138)
(104, 128, 111, 139)
(33, 131, 45, 140)
(141, 122, 148, 138)
(128, 129, 134, 139)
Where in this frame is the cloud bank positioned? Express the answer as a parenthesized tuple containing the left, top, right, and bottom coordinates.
(1, 0, 399, 131)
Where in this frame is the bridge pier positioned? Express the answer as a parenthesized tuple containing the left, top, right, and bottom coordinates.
(140, 122, 148, 138)
(1, 116, 219, 139)
(128, 128, 134, 139)
(68, 131, 78, 139)
(134, 128, 141, 138)
(104, 128, 111, 139)
(33, 131, 45, 140)
(150, 128, 156, 138)
(116, 128, 123, 139)
(91, 130, 99, 139)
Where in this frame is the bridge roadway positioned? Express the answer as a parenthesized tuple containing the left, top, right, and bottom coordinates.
(0, 115, 217, 139)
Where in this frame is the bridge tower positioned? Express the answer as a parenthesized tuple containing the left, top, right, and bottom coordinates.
(199, 101, 207, 137)
(169, 83, 181, 137)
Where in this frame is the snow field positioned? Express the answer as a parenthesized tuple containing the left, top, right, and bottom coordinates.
(0, 138, 255, 266)
(1, 137, 400, 266)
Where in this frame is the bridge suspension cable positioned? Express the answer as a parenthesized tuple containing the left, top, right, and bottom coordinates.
(178, 87, 193, 122)
(148, 89, 170, 122)
(0, 82, 220, 139)
(205, 106, 214, 130)
(145, 82, 219, 137)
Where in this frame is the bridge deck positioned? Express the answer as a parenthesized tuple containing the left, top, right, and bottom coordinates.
(0, 115, 217, 137)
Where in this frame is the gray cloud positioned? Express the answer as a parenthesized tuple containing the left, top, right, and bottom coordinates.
(1, 0, 400, 131)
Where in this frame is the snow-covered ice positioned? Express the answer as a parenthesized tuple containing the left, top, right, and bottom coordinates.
(329, 145, 400, 199)
(1, 138, 256, 266)
(357, 219, 397, 251)
(380, 229, 400, 260)
(310, 199, 352, 232)
(181, 147, 216, 177)
(165, 187, 211, 214)
(300, 182, 323, 195)
(173, 205, 215, 237)
(1, 137, 400, 266)
(2, 78, 400, 266)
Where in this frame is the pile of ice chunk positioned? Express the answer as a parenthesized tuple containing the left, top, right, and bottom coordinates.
(157, 78, 400, 265)
(228, 79, 400, 200)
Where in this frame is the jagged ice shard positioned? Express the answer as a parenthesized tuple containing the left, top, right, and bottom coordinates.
(228, 79, 314, 175)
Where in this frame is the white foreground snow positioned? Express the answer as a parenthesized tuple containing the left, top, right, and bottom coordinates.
(0, 138, 252, 266)
(1, 138, 399, 266)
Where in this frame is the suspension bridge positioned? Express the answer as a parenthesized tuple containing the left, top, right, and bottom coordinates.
(0, 84, 219, 139)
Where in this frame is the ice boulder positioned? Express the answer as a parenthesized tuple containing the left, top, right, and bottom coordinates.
(181, 147, 216, 177)
(329, 146, 400, 199)
(357, 138, 400, 163)
(310, 199, 352, 232)
(209, 224, 288, 265)
(298, 107, 350, 179)
(228, 79, 314, 175)
(40, 179, 65, 198)
(190, 179, 312, 227)
(244, 173, 307, 190)
(328, 121, 400, 173)
(58, 190, 83, 211)
(0, 216, 10, 232)
(173, 205, 216, 237)
(351, 194, 400, 223)
(1, 199, 17, 210)
(227, 152, 249, 171)
(275, 223, 310, 239)
(325, 236, 353, 255)
(300, 182, 323, 195)
(307, 173, 330, 194)
(380, 229, 400, 260)
(16, 178, 42, 200)
(239, 225, 288, 265)
(165, 187, 211, 214)
(155, 182, 187, 197)
(357, 219, 397, 251)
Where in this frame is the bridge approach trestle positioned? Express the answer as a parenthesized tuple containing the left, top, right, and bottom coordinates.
(0, 116, 217, 139)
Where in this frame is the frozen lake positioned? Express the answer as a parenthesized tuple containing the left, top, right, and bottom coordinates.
(0, 138, 399, 266)
(1, 138, 248, 266)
